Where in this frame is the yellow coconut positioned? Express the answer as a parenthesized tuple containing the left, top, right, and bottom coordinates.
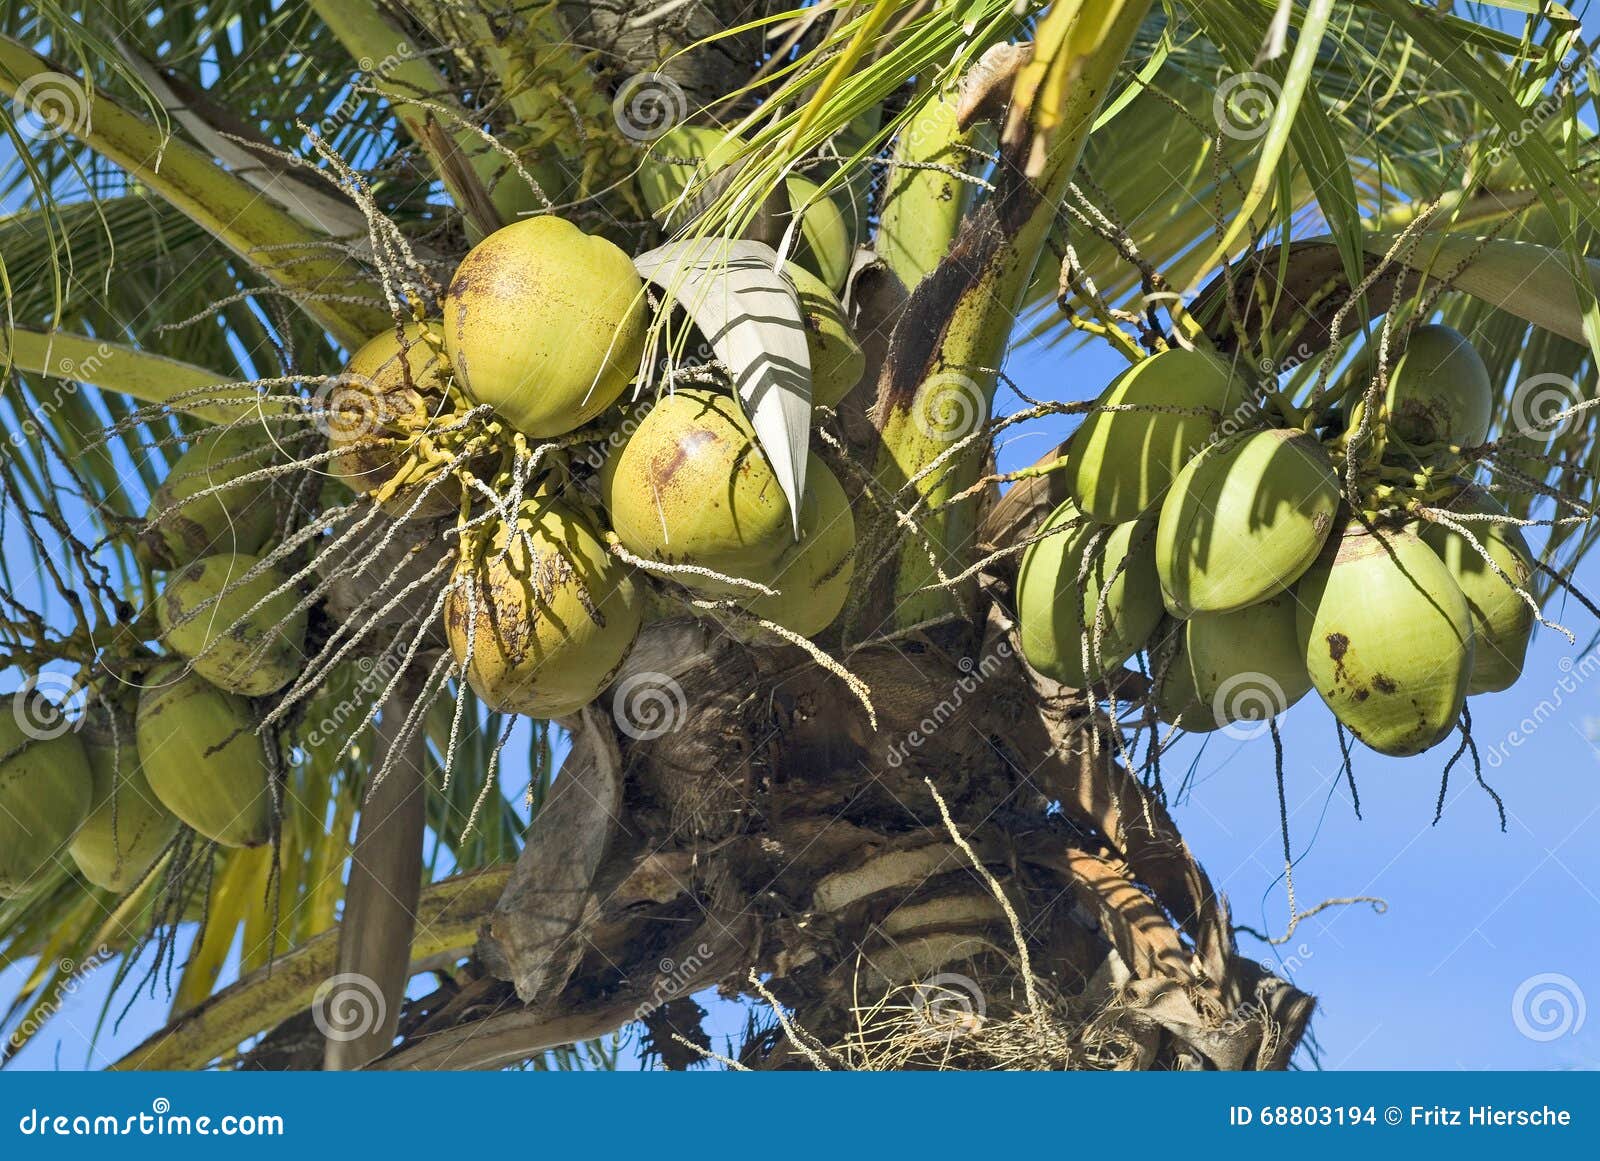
(1016, 499, 1164, 687)
(67, 704, 178, 893)
(443, 216, 647, 437)
(1420, 486, 1536, 694)
(1296, 520, 1474, 756)
(0, 697, 93, 896)
(139, 426, 278, 570)
(600, 389, 793, 591)
(445, 498, 644, 718)
(785, 263, 865, 409)
(739, 457, 855, 637)
(328, 322, 460, 518)
(157, 553, 307, 697)
(1156, 427, 1340, 616)
(1066, 349, 1254, 524)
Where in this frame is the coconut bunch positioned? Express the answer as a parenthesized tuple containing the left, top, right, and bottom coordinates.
(0, 170, 873, 904)
(1016, 326, 1542, 759)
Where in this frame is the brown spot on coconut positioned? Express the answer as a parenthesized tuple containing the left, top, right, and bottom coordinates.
(1295, 519, 1473, 757)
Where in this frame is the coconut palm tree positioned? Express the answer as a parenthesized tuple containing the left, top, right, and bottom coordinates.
(0, 0, 1596, 1071)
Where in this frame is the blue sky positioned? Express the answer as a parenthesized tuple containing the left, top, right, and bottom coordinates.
(5, 2, 1600, 1072)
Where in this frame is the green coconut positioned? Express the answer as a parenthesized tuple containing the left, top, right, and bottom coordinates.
(1152, 599, 1311, 733)
(139, 426, 278, 570)
(443, 216, 647, 437)
(739, 457, 855, 637)
(1016, 499, 1164, 687)
(157, 553, 308, 697)
(637, 125, 743, 219)
(445, 498, 644, 719)
(600, 389, 793, 591)
(1149, 618, 1216, 733)
(1295, 520, 1474, 757)
(637, 127, 852, 292)
(1156, 427, 1340, 616)
(1189, 596, 1313, 725)
(1349, 324, 1492, 450)
(328, 322, 459, 518)
(67, 704, 178, 893)
(136, 663, 272, 848)
(785, 173, 853, 295)
(786, 263, 865, 408)
(1420, 486, 1536, 694)
(0, 698, 93, 896)
(1066, 349, 1253, 524)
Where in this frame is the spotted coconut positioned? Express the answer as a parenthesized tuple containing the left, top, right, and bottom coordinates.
(1295, 520, 1474, 756)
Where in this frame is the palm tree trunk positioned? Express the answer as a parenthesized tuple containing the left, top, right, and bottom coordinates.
(377, 613, 1313, 1070)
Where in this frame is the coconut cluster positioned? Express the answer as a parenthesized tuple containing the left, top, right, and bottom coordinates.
(0, 146, 869, 899)
(1018, 328, 1536, 758)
